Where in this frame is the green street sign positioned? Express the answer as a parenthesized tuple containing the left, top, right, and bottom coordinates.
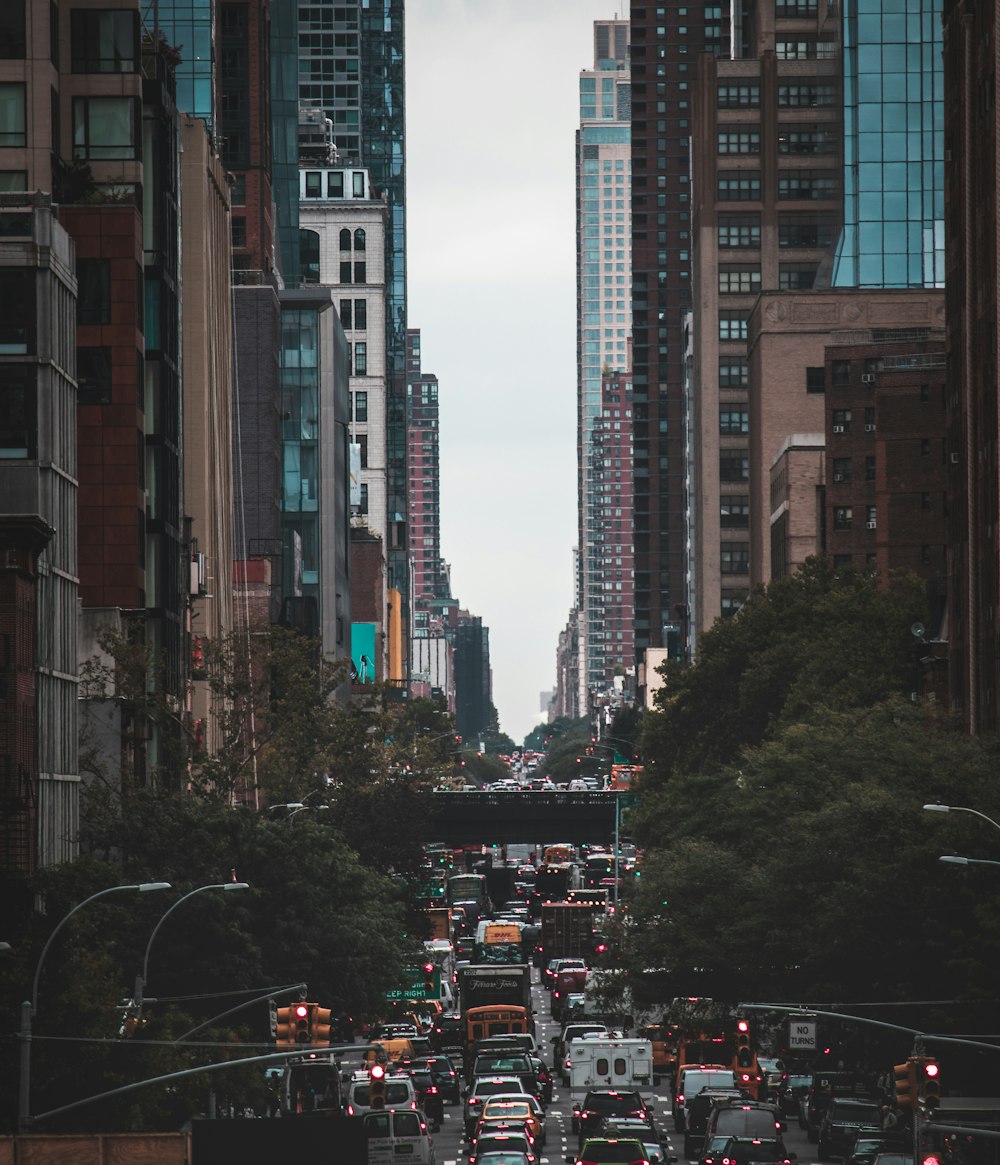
(386, 967, 440, 1002)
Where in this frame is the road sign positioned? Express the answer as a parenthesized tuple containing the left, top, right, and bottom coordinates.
(386, 967, 441, 1002)
(788, 1019, 817, 1050)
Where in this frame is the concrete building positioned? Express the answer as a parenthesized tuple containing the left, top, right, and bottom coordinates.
(747, 288, 946, 587)
(690, 1, 841, 637)
(576, 18, 631, 710)
(942, 0, 999, 734)
(407, 329, 444, 610)
(629, 3, 733, 695)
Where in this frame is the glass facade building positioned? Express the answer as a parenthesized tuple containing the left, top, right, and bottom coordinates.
(831, 0, 944, 288)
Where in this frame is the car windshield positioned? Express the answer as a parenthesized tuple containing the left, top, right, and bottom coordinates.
(587, 1092, 641, 1112)
(483, 1101, 532, 1119)
(579, 1141, 647, 1163)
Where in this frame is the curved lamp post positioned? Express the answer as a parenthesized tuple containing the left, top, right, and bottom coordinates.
(136, 881, 250, 1006)
(924, 802, 1000, 833)
(939, 854, 1000, 868)
(21, 880, 171, 1130)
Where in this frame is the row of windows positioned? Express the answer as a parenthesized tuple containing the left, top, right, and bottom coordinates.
(719, 126, 838, 156)
(833, 505, 879, 530)
(303, 170, 367, 199)
(831, 408, 877, 432)
(717, 215, 835, 249)
(717, 171, 838, 201)
(717, 83, 836, 108)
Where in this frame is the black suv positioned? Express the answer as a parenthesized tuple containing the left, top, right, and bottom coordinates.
(817, 1098, 883, 1162)
(573, 1088, 654, 1144)
(683, 1088, 750, 1157)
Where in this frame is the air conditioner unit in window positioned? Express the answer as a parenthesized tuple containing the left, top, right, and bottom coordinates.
(867, 520, 877, 529)
(833, 472, 845, 482)
(861, 373, 876, 384)
(950, 451, 960, 464)
(832, 424, 845, 433)
(865, 423, 876, 432)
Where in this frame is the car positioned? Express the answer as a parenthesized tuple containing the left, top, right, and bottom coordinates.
(603, 1116, 668, 1164)
(528, 1054, 554, 1103)
(362, 1108, 435, 1165)
(714, 1137, 795, 1165)
(475, 1096, 546, 1146)
(574, 1089, 654, 1143)
(702, 1101, 783, 1149)
(545, 956, 588, 991)
(674, 1068, 739, 1132)
(817, 1099, 883, 1162)
(847, 1134, 909, 1165)
(469, 1051, 540, 1098)
(470, 1129, 538, 1165)
(344, 1069, 417, 1118)
(370, 1021, 419, 1040)
(569, 1137, 652, 1164)
(431, 1014, 465, 1053)
(702, 1134, 736, 1165)
(399, 1065, 443, 1129)
(420, 1053, 461, 1103)
(682, 1089, 752, 1157)
(464, 1077, 532, 1138)
(774, 1075, 812, 1120)
(477, 1153, 533, 1165)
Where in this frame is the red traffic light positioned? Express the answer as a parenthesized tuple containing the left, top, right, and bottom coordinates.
(737, 1019, 749, 1033)
(370, 1064, 386, 1079)
(294, 1004, 309, 1018)
(423, 962, 434, 974)
(924, 1063, 940, 1078)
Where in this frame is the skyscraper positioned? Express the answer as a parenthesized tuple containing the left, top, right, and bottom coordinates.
(576, 18, 631, 713)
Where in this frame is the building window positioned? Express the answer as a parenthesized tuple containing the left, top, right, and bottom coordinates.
(0, 269, 32, 352)
(327, 171, 344, 198)
(720, 408, 749, 435)
(77, 345, 112, 404)
(776, 0, 818, 14)
(339, 298, 352, 328)
(832, 457, 852, 483)
(778, 83, 836, 107)
(300, 230, 320, 284)
(920, 492, 931, 512)
(718, 171, 761, 200)
(231, 173, 246, 204)
(720, 448, 750, 481)
(717, 83, 760, 108)
(358, 482, 369, 515)
(721, 541, 750, 574)
(720, 496, 750, 528)
(305, 171, 322, 197)
(778, 170, 837, 200)
(805, 366, 825, 393)
(76, 259, 111, 325)
(353, 341, 367, 375)
(775, 39, 834, 59)
(353, 390, 368, 422)
(719, 358, 749, 388)
(72, 95, 138, 159)
(718, 215, 760, 248)
(354, 298, 367, 330)
(0, 83, 26, 146)
(340, 261, 352, 283)
(721, 587, 748, 617)
(0, 170, 27, 191)
(865, 406, 876, 430)
(778, 124, 837, 155)
(0, 368, 33, 457)
(356, 433, 368, 468)
(832, 408, 852, 433)
(717, 130, 760, 154)
(0, 3, 27, 59)
(831, 360, 851, 386)
(719, 311, 748, 342)
(354, 227, 366, 251)
(866, 455, 876, 481)
(230, 215, 246, 248)
(71, 9, 137, 72)
(339, 227, 351, 250)
(719, 267, 761, 295)
(833, 506, 853, 531)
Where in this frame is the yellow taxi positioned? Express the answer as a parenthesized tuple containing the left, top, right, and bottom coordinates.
(472, 1096, 545, 1146)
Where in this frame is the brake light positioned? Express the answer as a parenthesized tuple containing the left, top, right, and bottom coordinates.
(677, 1093, 685, 1103)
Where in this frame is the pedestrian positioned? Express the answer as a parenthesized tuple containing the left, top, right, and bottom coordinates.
(882, 1105, 899, 1130)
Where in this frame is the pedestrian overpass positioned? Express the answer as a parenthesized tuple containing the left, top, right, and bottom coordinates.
(428, 790, 635, 847)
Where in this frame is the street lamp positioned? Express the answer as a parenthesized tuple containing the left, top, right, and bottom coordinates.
(923, 802, 1000, 833)
(21, 880, 171, 1130)
(939, 854, 1000, 868)
(136, 881, 250, 1006)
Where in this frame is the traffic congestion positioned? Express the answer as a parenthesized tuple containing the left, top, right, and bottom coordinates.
(264, 815, 988, 1165)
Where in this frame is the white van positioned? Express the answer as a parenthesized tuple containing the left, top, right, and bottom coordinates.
(568, 1036, 654, 1090)
(364, 1108, 436, 1165)
(345, 1070, 417, 1118)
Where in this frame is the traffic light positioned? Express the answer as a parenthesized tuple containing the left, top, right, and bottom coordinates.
(894, 1059, 918, 1108)
(423, 962, 437, 996)
(268, 999, 279, 1040)
(293, 1002, 313, 1045)
(275, 1005, 296, 1047)
(735, 1018, 753, 1069)
(311, 1005, 333, 1046)
(920, 1058, 941, 1109)
(369, 1063, 387, 1109)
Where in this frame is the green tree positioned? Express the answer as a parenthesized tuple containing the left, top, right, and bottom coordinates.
(641, 560, 927, 783)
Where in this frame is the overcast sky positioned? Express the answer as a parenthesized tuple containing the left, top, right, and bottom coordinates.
(406, 0, 618, 743)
